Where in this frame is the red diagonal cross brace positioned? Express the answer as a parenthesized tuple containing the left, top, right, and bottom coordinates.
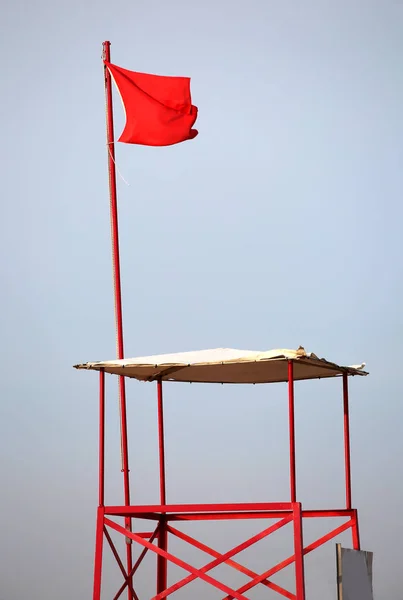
(113, 526, 160, 600)
(105, 517, 250, 600)
(167, 525, 295, 600)
(222, 519, 354, 600)
(103, 526, 139, 600)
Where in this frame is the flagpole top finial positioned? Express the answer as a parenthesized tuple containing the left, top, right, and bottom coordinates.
(102, 41, 111, 61)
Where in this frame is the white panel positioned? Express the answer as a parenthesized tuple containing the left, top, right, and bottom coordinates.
(339, 546, 373, 600)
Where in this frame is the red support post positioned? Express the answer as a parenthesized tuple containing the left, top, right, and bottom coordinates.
(352, 508, 361, 550)
(344, 374, 362, 553)
(99, 369, 105, 507)
(93, 507, 105, 600)
(342, 373, 352, 510)
(102, 40, 133, 599)
(288, 361, 297, 503)
(157, 379, 168, 593)
(157, 520, 168, 594)
(157, 380, 167, 505)
(292, 503, 306, 600)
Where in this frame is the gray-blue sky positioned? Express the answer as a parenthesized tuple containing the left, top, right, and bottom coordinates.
(1, 0, 402, 598)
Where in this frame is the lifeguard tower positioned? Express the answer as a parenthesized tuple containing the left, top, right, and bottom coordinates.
(75, 345, 368, 600)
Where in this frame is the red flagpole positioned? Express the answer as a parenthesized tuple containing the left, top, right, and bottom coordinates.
(102, 40, 133, 597)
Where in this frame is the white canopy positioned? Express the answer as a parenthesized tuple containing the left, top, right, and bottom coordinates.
(74, 346, 368, 384)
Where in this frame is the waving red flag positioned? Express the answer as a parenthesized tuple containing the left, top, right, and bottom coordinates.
(105, 61, 198, 147)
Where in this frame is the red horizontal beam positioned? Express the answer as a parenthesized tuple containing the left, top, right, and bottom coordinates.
(103, 512, 161, 520)
(303, 509, 354, 518)
(104, 502, 292, 515)
(167, 509, 353, 521)
(104, 505, 354, 520)
(167, 511, 290, 521)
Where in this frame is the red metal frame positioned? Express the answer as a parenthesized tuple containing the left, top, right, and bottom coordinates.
(92, 363, 361, 600)
(95, 39, 362, 600)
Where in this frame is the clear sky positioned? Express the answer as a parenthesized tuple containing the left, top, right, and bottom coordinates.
(1, 0, 402, 598)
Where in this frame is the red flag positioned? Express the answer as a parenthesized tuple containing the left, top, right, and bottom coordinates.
(105, 61, 198, 147)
